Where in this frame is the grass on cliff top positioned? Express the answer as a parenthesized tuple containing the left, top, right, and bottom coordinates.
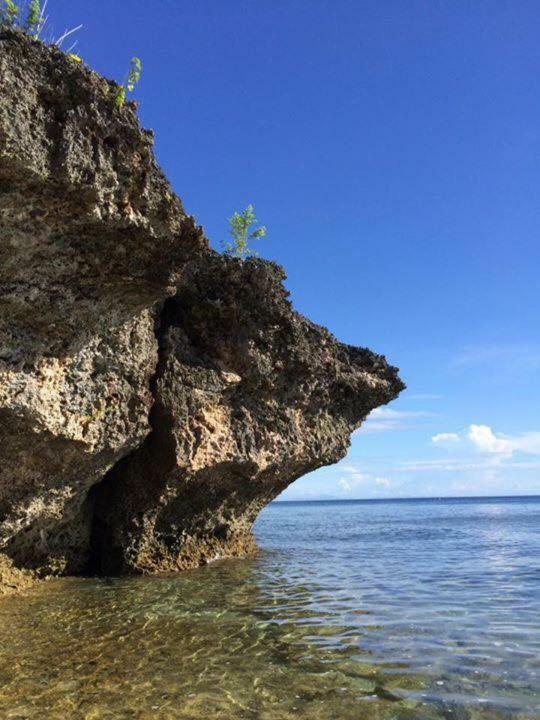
(0, 1, 141, 106)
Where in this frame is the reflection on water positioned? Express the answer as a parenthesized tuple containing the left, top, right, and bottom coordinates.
(0, 497, 538, 719)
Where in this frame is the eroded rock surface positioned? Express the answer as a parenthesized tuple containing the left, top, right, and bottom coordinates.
(0, 30, 404, 588)
(0, 29, 205, 577)
(90, 257, 404, 574)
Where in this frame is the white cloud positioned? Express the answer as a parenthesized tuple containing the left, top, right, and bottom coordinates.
(371, 408, 433, 419)
(508, 432, 540, 455)
(399, 455, 540, 476)
(399, 458, 496, 473)
(432, 432, 460, 444)
(356, 407, 436, 435)
(355, 421, 398, 434)
(338, 465, 391, 492)
(340, 464, 363, 473)
(431, 424, 540, 460)
(468, 424, 512, 456)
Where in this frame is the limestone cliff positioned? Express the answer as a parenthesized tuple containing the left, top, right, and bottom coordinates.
(0, 30, 404, 588)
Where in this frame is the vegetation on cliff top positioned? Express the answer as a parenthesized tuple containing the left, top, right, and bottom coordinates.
(0, 0, 75, 43)
(223, 205, 267, 260)
(114, 56, 142, 108)
(0, 1, 141, 106)
(2, 4, 267, 257)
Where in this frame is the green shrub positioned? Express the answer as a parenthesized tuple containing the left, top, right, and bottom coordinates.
(24, 0, 43, 36)
(1, 1, 42, 35)
(115, 56, 142, 108)
(223, 205, 266, 260)
(0, 0, 20, 28)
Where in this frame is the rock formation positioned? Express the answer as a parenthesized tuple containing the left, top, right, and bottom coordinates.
(0, 29, 404, 590)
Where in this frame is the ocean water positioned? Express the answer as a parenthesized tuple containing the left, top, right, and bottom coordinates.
(0, 497, 538, 719)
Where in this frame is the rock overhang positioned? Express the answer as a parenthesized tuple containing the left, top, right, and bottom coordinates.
(0, 29, 404, 589)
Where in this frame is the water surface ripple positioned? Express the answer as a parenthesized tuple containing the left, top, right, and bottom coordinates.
(0, 496, 538, 719)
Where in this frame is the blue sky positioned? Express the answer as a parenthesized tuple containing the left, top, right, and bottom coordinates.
(47, 0, 539, 498)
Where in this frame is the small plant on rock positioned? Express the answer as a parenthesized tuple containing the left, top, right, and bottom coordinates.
(222, 204, 266, 260)
(115, 56, 142, 108)
(0, 1, 78, 44)
(0, 0, 20, 28)
(0, 3, 143, 108)
(25, 0, 43, 37)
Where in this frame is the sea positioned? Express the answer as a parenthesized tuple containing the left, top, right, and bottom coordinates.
(0, 496, 538, 719)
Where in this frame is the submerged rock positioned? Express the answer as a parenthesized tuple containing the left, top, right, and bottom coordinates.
(0, 553, 36, 596)
(0, 30, 404, 588)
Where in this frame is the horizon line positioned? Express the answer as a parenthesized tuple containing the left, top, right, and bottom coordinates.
(273, 493, 540, 503)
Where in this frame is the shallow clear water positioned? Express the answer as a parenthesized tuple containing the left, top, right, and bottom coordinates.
(0, 497, 538, 719)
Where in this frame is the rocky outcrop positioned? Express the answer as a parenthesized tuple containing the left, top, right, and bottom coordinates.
(0, 28, 205, 578)
(89, 256, 403, 574)
(0, 30, 404, 588)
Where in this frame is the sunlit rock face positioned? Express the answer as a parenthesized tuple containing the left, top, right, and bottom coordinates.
(89, 256, 404, 574)
(0, 30, 404, 586)
(0, 29, 205, 576)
